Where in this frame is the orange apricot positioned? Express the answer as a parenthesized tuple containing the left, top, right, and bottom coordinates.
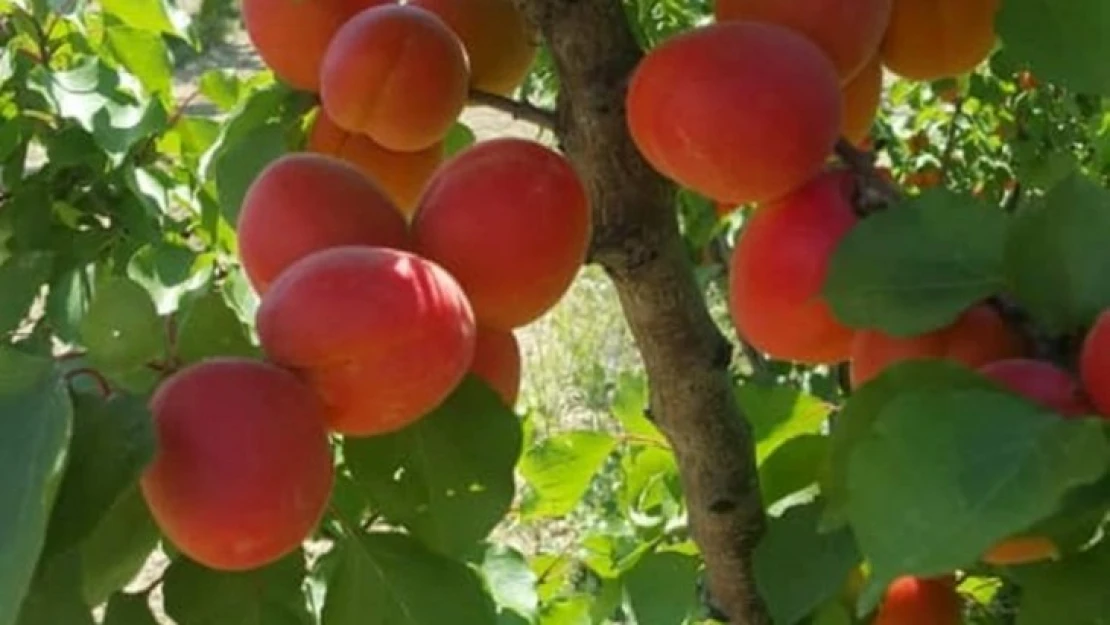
(874, 576, 961, 625)
(257, 247, 476, 437)
(470, 326, 522, 406)
(1080, 310, 1110, 417)
(979, 359, 1095, 417)
(306, 110, 444, 217)
(841, 55, 883, 146)
(240, 0, 389, 91)
(626, 22, 842, 205)
(982, 535, 1059, 566)
(728, 169, 858, 364)
(412, 138, 591, 330)
(320, 5, 469, 152)
(408, 0, 537, 96)
(850, 304, 1026, 387)
(237, 153, 410, 294)
(141, 358, 334, 571)
(880, 0, 1000, 81)
(714, 0, 892, 82)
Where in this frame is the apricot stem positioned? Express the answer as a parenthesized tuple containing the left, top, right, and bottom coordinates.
(468, 88, 557, 130)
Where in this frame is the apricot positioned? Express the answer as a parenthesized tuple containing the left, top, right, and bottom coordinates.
(320, 5, 470, 152)
(979, 359, 1094, 417)
(408, 0, 537, 96)
(237, 153, 410, 294)
(850, 304, 1026, 387)
(257, 247, 476, 436)
(874, 576, 961, 625)
(880, 0, 1000, 81)
(728, 169, 858, 364)
(140, 358, 333, 571)
(306, 110, 444, 217)
(240, 0, 388, 91)
(841, 55, 883, 146)
(1080, 310, 1110, 416)
(626, 22, 842, 205)
(714, 0, 892, 82)
(412, 138, 590, 330)
(982, 535, 1059, 567)
(470, 326, 522, 406)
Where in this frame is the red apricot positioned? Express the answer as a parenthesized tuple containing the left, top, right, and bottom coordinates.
(257, 247, 476, 437)
(237, 153, 410, 294)
(141, 359, 333, 571)
(874, 576, 961, 625)
(321, 5, 469, 152)
(728, 169, 858, 364)
(240, 0, 388, 91)
(851, 304, 1026, 387)
(412, 138, 591, 330)
(408, 0, 537, 96)
(626, 22, 842, 205)
(714, 0, 892, 82)
(470, 326, 522, 406)
(880, 0, 1000, 81)
(1080, 310, 1110, 417)
(306, 110, 444, 217)
(979, 359, 1095, 417)
(841, 55, 883, 146)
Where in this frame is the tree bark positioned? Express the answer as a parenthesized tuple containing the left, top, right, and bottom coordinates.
(515, 2, 771, 623)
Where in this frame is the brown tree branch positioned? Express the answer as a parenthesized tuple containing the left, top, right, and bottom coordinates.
(514, 2, 769, 622)
(467, 88, 557, 131)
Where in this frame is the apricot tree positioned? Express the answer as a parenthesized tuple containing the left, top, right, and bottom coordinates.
(1, 0, 1110, 624)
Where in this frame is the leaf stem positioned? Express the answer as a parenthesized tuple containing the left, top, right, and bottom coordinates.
(64, 367, 112, 398)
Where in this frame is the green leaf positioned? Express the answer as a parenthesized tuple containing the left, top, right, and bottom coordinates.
(198, 70, 241, 112)
(1005, 174, 1110, 332)
(1015, 540, 1110, 625)
(0, 349, 73, 625)
(444, 122, 476, 157)
(344, 377, 522, 556)
(519, 431, 617, 519)
(624, 551, 699, 625)
(42, 392, 155, 557)
(79, 486, 159, 606)
(824, 189, 1009, 336)
(847, 389, 1109, 611)
(175, 288, 258, 364)
(214, 121, 288, 224)
(537, 597, 591, 625)
(480, 544, 539, 622)
(739, 384, 831, 463)
(14, 553, 94, 625)
(127, 243, 209, 314)
(80, 277, 164, 372)
(759, 434, 828, 507)
(319, 533, 498, 625)
(610, 372, 664, 443)
(103, 24, 173, 97)
(0, 252, 53, 335)
(102, 592, 160, 625)
(99, 0, 191, 39)
(754, 501, 860, 625)
(619, 445, 680, 518)
(997, 0, 1110, 96)
(162, 551, 312, 625)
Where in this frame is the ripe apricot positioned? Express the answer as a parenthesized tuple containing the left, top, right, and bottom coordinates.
(874, 576, 961, 625)
(714, 0, 892, 82)
(979, 359, 1094, 417)
(728, 169, 858, 364)
(306, 110, 444, 216)
(1080, 310, 1110, 416)
(850, 304, 1026, 387)
(841, 55, 883, 146)
(257, 247, 476, 437)
(412, 139, 590, 330)
(982, 535, 1059, 566)
(880, 0, 1000, 81)
(141, 359, 333, 571)
(321, 5, 469, 152)
(241, 0, 388, 91)
(470, 326, 522, 406)
(408, 0, 537, 96)
(237, 153, 410, 294)
(626, 22, 842, 205)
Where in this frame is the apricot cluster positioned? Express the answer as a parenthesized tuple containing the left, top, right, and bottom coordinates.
(241, 0, 536, 215)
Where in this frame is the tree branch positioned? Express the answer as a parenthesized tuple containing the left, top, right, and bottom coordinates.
(467, 88, 557, 131)
(514, 2, 769, 623)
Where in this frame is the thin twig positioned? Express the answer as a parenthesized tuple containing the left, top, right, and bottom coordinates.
(64, 367, 112, 398)
(468, 89, 557, 131)
(835, 138, 903, 214)
(939, 98, 965, 182)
